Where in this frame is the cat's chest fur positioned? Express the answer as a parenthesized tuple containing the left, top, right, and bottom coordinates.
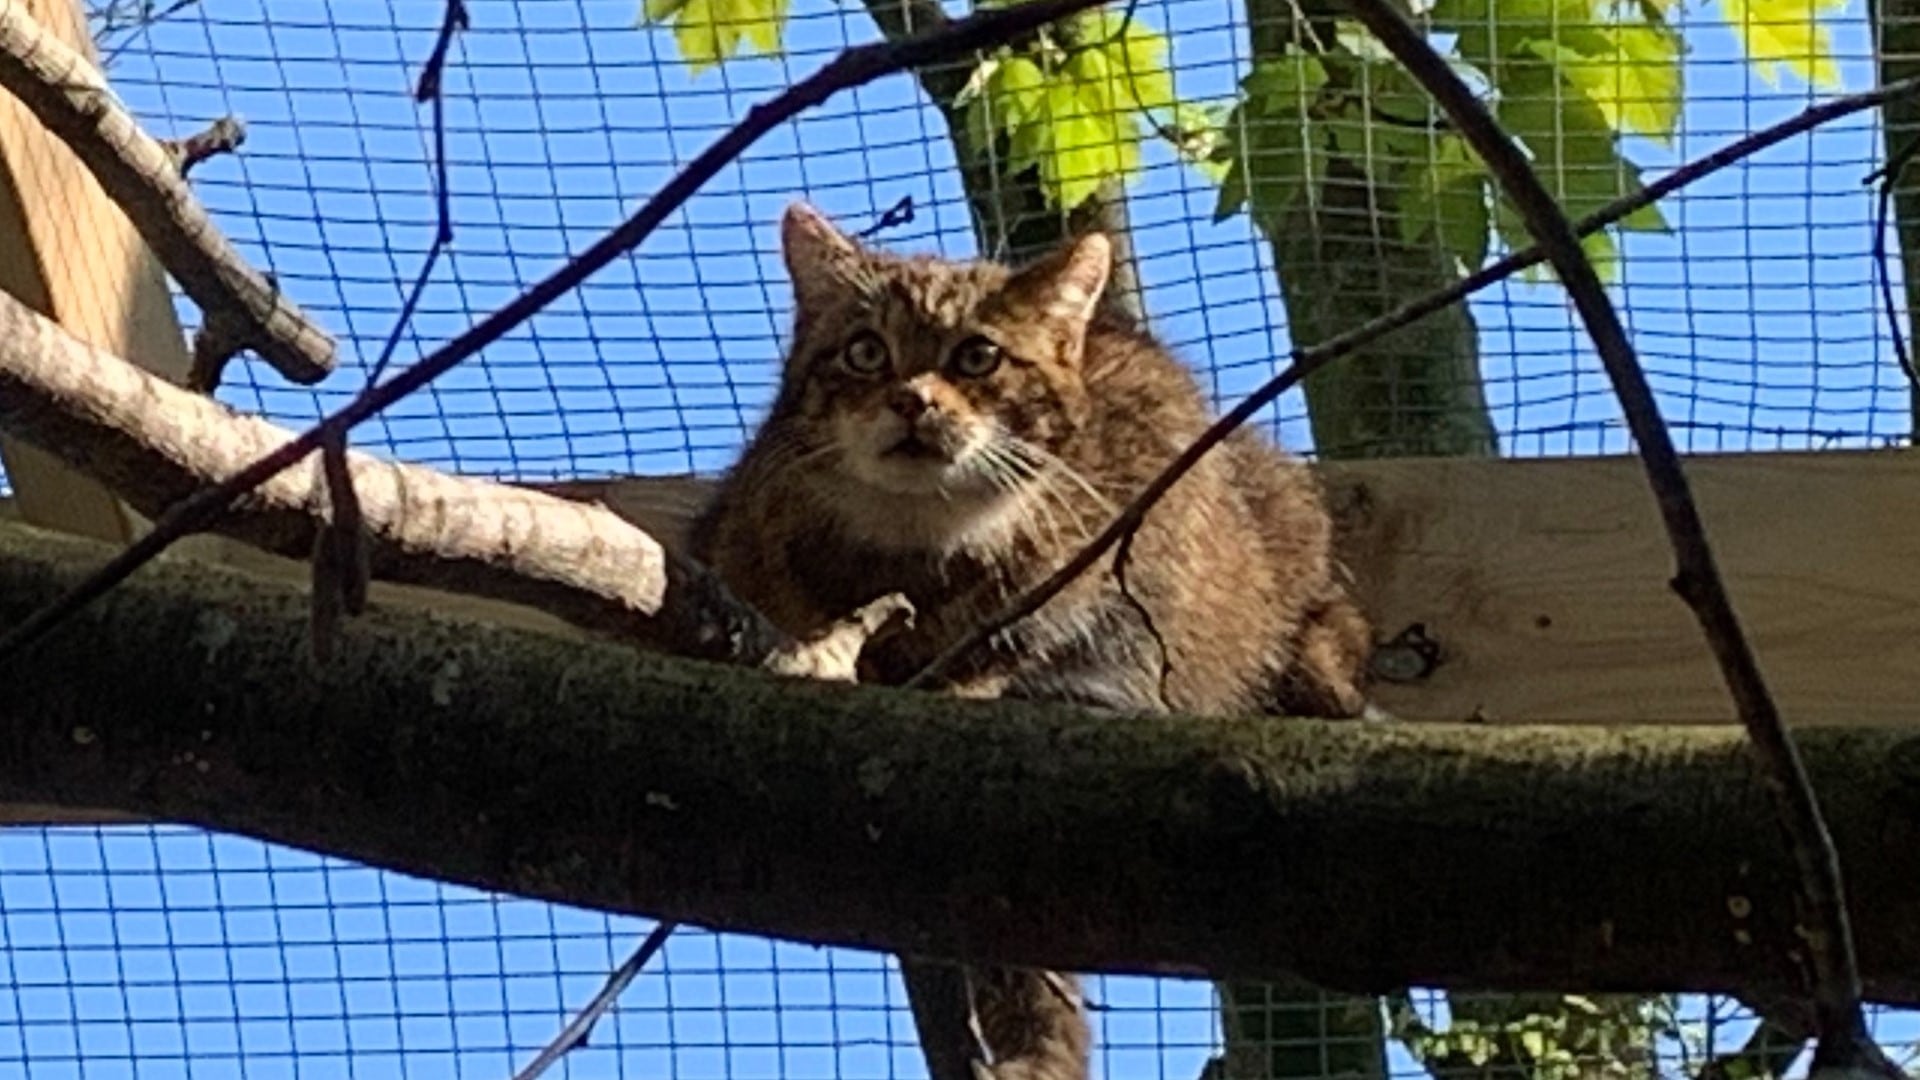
(778, 521, 1035, 682)
(764, 515, 1148, 708)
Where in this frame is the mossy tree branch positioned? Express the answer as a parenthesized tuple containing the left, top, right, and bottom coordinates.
(3, 519, 1920, 1006)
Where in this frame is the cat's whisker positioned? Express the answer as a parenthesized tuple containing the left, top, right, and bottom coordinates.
(985, 438, 1104, 538)
(975, 442, 1093, 550)
(999, 437, 1121, 516)
(968, 443, 1057, 545)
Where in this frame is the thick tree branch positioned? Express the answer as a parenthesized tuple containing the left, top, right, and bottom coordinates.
(0, 0, 335, 386)
(0, 284, 918, 673)
(2, 519, 1919, 1004)
(1337, 1, 1880, 1071)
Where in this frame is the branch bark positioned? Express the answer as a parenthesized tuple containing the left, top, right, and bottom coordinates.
(3, 518, 1920, 1005)
(0, 0, 335, 386)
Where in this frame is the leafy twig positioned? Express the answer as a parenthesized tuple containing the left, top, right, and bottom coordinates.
(0, 2, 334, 385)
(0, 0, 1112, 669)
(1340, 0, 1888, 1075)
(906, 74, 1920, 690)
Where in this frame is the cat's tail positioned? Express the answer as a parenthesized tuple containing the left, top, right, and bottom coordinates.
(901, 962, 1092, 1080)
(972, 968, 1092, 1080)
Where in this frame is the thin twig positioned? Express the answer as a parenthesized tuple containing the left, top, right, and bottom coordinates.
(0, 0, 1114, 669)
(308, 426, 367, 664)
(366, 0, 467, 390)
(97, 0, 200, 66)
(415, 0, 469, 103)
(508, 922, 678, 1080)
(312, 0, 467, 652)
(1341, 0, 1884, 1074)
(858, 194, 917, 238)
(0, 2, 334, 385)
(906, 74, 1920, 691)
(158, 113, 244, 176)
(1868, 130, 1920, 392)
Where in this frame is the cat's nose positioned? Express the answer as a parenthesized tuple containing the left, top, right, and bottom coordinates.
(887, 385, 932, 421)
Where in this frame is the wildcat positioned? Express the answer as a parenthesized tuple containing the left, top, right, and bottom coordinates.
(689, 202, 1372, 1080)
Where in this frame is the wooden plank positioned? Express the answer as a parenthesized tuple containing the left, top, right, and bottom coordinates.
(0, 0, 192, 542)
(536, 448, 1920, 728)
(1321, 449, 1920, 725)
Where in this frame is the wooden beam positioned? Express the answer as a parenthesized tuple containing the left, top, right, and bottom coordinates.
(533, 447, 1920, 728)
(0, 0, 191, 542)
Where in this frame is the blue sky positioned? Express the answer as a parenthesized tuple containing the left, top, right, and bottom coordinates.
(3, 0, 1918, 1077)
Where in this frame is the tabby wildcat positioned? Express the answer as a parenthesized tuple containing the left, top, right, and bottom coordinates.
(689, 203, 1372, 1080)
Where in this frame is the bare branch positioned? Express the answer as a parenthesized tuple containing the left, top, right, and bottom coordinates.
(0, 2, 334, 384)
(156, 112, 243, 176)
(1335, 0, 1885, 1074)
(509, 923, 678, 1080)
(906, 78, 1920, 690)
(0, 0, 1115, 669)
(0, 285, 893, 672)
(5, 520, 1920, 1005)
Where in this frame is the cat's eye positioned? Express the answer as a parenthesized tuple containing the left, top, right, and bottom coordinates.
(840, 331, 891, 376)
(948, 337, 1003, 378)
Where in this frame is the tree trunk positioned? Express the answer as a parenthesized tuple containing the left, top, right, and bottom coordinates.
(5, 518, 1920, 1004)
(1244, 3, 1497, 462)
(1218, 1, 1499, 1074)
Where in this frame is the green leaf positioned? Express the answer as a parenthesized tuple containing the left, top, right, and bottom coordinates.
(956, 12, 1190, 209)
(964, 54, 1049, 163)
(1497, 57, 1670, 232)
(1432, 0, 1594, 76)
(1496, 200, 1623, 283)
(1525, 22, 1682, 145)
(1213, 51, 1330, 224)
(1400, 135, 1492, 271)
(1720, 0, 1846, 88)
(1070, 9, 1177, 112)
(638, 0, 787, 73)
(1172, 101, 1231, 180)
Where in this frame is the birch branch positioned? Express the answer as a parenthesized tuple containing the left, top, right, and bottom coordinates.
(0, 0, 335, 386)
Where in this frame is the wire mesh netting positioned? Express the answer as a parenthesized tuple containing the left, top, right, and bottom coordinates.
(4, 0, 1920, 1077)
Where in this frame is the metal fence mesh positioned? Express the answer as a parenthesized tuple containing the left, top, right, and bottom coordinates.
(3, 0, 1917, 1077)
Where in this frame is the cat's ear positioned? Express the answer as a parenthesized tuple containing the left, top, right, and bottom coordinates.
(1005, 231, 1112, 332)
(782, 202, 866, 311)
